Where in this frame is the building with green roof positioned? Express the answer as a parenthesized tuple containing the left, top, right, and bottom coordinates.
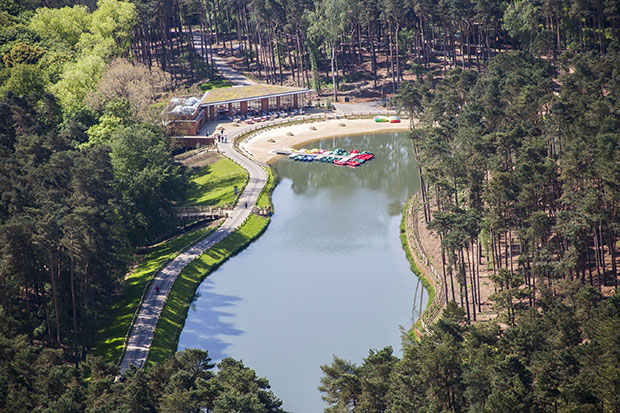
(164, 84, 312, 136)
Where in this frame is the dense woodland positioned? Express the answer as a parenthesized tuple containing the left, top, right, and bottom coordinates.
(320, 292, 620, 412)
(0, 0, 187, 362)
(1, 0, 620, 411)
(394, 48, 620, 325)
(0, 344, 285, 412)
(125, 0, 620, 95)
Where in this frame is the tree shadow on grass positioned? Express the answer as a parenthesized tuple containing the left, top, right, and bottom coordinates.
(186, 175, 244, 206)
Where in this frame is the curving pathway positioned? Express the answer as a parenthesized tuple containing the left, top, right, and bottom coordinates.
(120, 32, 270, 373)
(120, 141, 267, 373)
(120, 32, 398, 372)
(191, 32, 255, 86)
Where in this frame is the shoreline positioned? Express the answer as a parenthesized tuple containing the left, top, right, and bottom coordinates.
(239, 118, 411, 163)
(238, 118, 440, 331)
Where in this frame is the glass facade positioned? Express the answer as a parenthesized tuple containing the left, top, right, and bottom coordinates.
(280, 94, 293, 108)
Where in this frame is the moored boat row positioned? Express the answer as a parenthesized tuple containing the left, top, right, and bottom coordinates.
(287, 148, 375, 168)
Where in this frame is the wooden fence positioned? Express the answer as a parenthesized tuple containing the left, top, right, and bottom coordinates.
(406, 194, 447, 330)
(173, 206, 231, 219)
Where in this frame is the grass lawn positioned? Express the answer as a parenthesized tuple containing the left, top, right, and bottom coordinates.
(92, 225, 215, 362)
(201, 83, 306, 103)
(94, 157, 248, 363)
(147, 214, 270, 364)
(186, 157, 248, 207)
(199, 78, 233, 92)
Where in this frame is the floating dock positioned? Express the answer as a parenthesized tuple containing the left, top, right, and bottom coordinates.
(272, 147, 375, 168)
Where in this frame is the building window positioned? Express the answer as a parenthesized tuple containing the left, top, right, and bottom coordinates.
(280, 94, 293, 108)
(268, 97, 278, 110)
(248, 99, 261, 114)
(230, 101, 241, 115)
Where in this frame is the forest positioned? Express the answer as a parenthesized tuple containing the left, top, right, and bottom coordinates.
(318, 48, 620, 411)
(395, 48, 620, 325)
(124, 0, 620, 95)
(1, 0, 619, 411)
(0, 0, 187, 363)
(320, 293, 620, 412)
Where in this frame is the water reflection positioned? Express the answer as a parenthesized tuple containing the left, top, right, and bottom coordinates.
(179, 279, 243, 360)
(278, 132, 416, 200)
(178, 131, 424, 413)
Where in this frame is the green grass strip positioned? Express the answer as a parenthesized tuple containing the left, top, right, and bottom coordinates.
(255, 166, 278, 209)
(185, 157, 248, 207)
(147, 213, 271, 364)
(199, 78, 233, 92)
(95, 158, 248, 362)
(399, 201, 435, 335)
(93, 225, 215, 362)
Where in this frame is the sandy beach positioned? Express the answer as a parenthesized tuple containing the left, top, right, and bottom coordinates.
(240, 118, 411, 163)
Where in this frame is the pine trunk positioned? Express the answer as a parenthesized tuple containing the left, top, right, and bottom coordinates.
(49, 253, 61, 347)
(70, 254, 79, 367)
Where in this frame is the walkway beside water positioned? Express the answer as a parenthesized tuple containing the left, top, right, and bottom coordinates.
(119, 141, 267, 373)
(120, 34, 410, 373)
(177, 131, 425, 413)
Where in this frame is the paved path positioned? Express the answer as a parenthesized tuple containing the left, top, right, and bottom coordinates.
(211, 54, 256, 86)
(120, 33, 266, 373)
(191, 32, 255, 86)
(120, 140, 267, 373)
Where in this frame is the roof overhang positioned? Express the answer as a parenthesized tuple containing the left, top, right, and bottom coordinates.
(200, 85, 313, 107)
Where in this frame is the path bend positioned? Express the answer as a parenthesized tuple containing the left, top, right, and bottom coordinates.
(119, 141, 267, 373)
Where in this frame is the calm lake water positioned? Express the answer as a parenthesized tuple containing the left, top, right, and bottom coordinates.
(178, 131, 426, 412)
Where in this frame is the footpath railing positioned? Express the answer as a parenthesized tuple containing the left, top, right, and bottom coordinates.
(116, 220, 223, 367)
(173, 205, 231, 219)
(172, 205, 270, 218)
(406, 193, 447, 330)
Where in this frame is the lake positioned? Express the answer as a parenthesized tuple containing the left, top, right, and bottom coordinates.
(178, 131, 427, 412)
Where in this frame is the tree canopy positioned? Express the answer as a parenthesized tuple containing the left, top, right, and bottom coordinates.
(1, 0, 620, 411)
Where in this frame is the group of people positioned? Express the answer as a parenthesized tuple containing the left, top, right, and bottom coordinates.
(216, 134, 227, 143)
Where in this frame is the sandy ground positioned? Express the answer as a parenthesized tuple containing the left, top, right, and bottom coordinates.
(240, 118, 410, 163)
(415, 208, 497, 323)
